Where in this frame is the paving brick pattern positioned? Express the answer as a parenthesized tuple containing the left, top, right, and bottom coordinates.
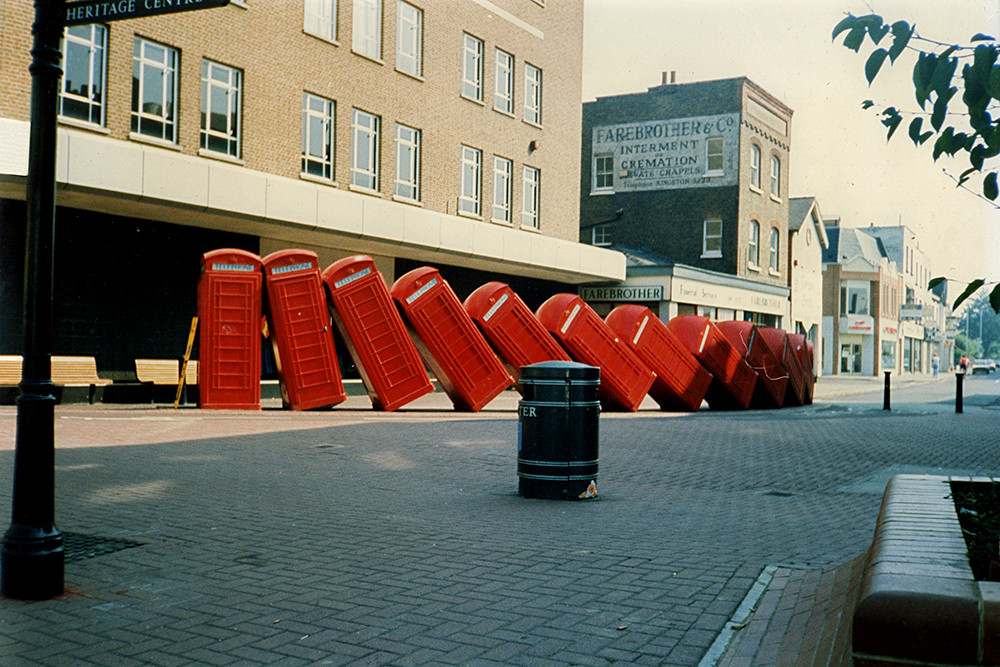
(0, 375, 997, 665)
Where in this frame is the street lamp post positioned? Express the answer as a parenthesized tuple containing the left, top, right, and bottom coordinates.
(1, 0, 66, 600)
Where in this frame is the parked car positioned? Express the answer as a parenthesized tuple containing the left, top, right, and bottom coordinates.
(971, 359, 992, 375)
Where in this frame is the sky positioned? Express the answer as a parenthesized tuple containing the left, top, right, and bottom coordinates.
(582, 0, 1000, 301)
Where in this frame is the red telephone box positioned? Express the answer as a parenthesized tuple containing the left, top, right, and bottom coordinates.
(665, 315, 756, 410)
(390, 267, 512, 411)
(464, 282, 570, 388)
(605, 304, 710, 412)
(535, 294, 654, 412)
(756, 327, 806, 407)
(197, 249, 262, 410)
(788, 333, 814, 405)
(322, 256, 432, 411)
(716, 320, 788, 409)
(262, 249, 345, 410)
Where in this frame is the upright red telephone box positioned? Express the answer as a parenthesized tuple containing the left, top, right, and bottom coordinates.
(390, 267, 512, 411)
(262, 249, 345, 410)
(535, 294, 654, 412)
(788, 333, 815, 405)
(716, 320, 787, 409)
(463, 282, 570, 388)
(756, 327, 806, 407)
(197, 249, 262, 410)
(665, 315, 756, 410)
(322, 256, 433, 411)
(605, 305, 710, 412)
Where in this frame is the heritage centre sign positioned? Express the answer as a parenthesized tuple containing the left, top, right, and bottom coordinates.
(591, 113, 740, 192)
(64, 0, 230, 26)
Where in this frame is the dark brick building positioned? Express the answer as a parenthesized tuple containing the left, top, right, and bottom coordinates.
(579, 76, 793, 325)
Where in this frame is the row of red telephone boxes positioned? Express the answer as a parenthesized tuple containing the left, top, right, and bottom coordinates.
(198, 248, 815, 412)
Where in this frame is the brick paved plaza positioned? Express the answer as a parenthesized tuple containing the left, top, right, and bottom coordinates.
(1, 374, 997, 665)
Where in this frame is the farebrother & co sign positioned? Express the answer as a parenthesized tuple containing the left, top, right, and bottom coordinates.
(64, 0, 230, 26)
(591, 113, 739, 192)
(580, 286, 663, 302)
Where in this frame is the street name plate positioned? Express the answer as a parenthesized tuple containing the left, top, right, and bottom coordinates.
(64, 0, 230, 27)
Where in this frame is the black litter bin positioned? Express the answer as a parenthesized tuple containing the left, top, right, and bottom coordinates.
(517, 361, 600, 500)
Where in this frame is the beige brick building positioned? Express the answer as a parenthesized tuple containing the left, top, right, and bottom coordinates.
(0, 0, 622, 372)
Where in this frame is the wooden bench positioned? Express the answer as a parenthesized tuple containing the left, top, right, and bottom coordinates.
(134, 359, 198, 385)
(0, 354, 112, 404)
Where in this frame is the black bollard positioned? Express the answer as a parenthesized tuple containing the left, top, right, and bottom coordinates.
(883, 371, 891, 411)
(956, 372, 964, 414)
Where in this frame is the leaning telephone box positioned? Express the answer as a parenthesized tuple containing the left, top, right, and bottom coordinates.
(197, 249, 263, 410)
(665, 315, 756, 410)
(756, 327, 806, 407)
(605, 305, 710, 412)
(716, 320, 787, 409)
(535, 294, 654, 412)
(390, 267, 512, 411)
(322, 256, 433, 411)
(788, 333, 815, 405)
(262, 250, 345, 410)
(463, 282, 570, 389)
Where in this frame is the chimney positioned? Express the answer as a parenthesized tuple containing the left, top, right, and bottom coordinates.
(661, 70, 677, 85)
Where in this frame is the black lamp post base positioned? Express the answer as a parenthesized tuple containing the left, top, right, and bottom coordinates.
(1, 524, 63, 600)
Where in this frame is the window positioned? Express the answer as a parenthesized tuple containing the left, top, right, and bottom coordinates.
(61, 24, 107, 125)
(523, 63, 542, 125)
(304, 0, 337, 42)
(748, 219, 760, 268)
(749, 144, 761, 189)
(396, 1, 422, 76)
(492, 156, 512, 222)
(132, 38, 178, 142)
(706, 136, 724, 175)
(394, 123, 420, 200)
(351, 108, 380, 190)
(461, 34, 483, 101)
(593, 153, 614, 192)
(770, 155, 781, 198)
(494, 49, 513, 114)
(522, 166, 540, 229)
(353, 0, 382, 60)
(592, 224, 611, 246)
(769, 227, 780, 272)
(200, 60, 242, 157)
(703, 218, 722, 257)
(459, 145, 481, 215)
(840, 280, 869, 315)
(302, 93, 335, 179)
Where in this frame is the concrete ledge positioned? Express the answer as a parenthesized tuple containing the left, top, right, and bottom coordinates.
(853, 474, 1000, 666)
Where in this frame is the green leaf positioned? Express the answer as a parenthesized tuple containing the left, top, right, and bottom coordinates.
(913, 52, 936, 108)
(861, 99, 875, 109)
(866, 48, 890, 84)
(972, 33, 996, 42)
(990, 284, 1000, 315)
(888, 21, 914, 62)
(984, 171, 999, 200)
(933, 127, 955, 159)
(843, 26, 867, 52)
(928, 276, 947, 290)
(832, 14, 859, 41)
(908, 117, 924, 145)
(953, 279, 986, 310)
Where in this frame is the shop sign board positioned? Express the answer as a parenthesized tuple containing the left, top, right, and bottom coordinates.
(64, 0, 229, 26)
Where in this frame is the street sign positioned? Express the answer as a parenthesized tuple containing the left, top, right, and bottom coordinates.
(64, 0, 230, 26)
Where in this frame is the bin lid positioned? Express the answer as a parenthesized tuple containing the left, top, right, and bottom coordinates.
(520, 360, 600, 383)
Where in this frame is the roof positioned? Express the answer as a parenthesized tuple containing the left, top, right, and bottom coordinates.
(822, 226, 888, 268)
(788, 197, 829, 248)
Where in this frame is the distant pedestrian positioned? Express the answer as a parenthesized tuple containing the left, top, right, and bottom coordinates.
(960, 355, 970, 373)
(932, 353, 940, 378)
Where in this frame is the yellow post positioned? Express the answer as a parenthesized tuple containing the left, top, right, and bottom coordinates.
(174, 316, 198, 408)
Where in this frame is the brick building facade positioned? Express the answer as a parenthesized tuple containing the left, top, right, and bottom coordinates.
(0, 0, 622, 374)
(578, 76, 792, 327)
